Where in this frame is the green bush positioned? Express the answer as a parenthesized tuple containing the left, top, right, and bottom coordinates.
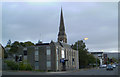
(4, 60, 32, 71)
(4, 60, 18, 70)
(19, 62, 32, 70)
(19, 62, 25, 70)
(26, 64, 32, 70)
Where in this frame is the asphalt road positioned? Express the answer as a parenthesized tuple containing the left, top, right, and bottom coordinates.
(2, 66, 118, 75)
(62, 67, 118, 75)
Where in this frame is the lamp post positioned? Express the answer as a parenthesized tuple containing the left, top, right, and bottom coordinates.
(77, 38, 88, 69)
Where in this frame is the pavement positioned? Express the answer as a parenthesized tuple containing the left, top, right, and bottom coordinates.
(2, 66, 118, 75)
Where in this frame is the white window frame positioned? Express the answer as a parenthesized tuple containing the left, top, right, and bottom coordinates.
(61, 48, 65, 58)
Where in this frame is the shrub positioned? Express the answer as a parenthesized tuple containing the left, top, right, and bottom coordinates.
(4, 60, 18, 70)
(4, 60, 32, 71)
(19, 62, 32, 71)
(26, 64, 32, 70)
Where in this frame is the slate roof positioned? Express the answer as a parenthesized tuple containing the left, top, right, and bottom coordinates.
(90, 52, 103, 54)
(36, 43, 49, 46)
(53, 41, 73, 49)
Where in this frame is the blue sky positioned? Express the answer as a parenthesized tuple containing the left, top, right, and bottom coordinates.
(2, 2, 118, 52)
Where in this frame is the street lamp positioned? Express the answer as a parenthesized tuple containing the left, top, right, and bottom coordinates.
(84, 38, 88, 41)
(101, 50, 104, 52)
(77, 38, 88, 69)
(77, 38, 88, 50)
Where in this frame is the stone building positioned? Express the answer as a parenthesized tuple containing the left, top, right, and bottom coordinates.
(16, 8, 79, 71)
(0, 44, 4, 59)
(17, 41, 79, 71)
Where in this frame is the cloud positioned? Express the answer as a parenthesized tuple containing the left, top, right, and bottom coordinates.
(2, 2, 118, 52)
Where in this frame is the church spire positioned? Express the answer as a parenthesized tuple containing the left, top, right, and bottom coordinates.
(58, 7, 67, 43)
(60, 7, 65, 31)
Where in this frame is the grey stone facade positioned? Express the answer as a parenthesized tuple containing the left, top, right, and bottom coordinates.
(17, 41, 79, 71)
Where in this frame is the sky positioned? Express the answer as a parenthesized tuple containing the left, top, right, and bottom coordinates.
(2, 2, 118, 53)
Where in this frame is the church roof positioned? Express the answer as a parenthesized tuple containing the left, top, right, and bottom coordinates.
(52, 41, 73, 49)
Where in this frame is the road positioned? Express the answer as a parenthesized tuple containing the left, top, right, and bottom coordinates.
(2, 66, 118, 75)
(61, 67, 118, 75)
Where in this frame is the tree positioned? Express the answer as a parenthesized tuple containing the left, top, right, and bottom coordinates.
(7, 41, 34, 53)
(111, 57, 118, 63)
(24, 41, 34, 47)
(7, 39, 11, 46)
(5, 45, 11, 48)
(9, 41, 20, 53)
(72, 40, 89, 68)
(72, 40, 98, 68)
(88, 54, 96, 65)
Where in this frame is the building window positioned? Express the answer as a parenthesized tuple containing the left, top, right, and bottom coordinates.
(24, 50, 27, 55)
(47, 61, 51, 68)
(56, 47, 59, 54)
(72, 58, 75, 65)
(35, 50, 39, 61)
(35, 61, 39, 70)
(24, 56, 27, 60)
(35, 51, 38, 56)
(23, 48, 27, 50)
(56, 60, 58, 70)
(62, 49, 64, 58)
(56, 47, 59, 70)
(35, 55, 39, 61)
(56, 47, 59, 60)
(35, 47, 38, 50)
(66, 49, 67, 58)
(46, 46, 51, 55)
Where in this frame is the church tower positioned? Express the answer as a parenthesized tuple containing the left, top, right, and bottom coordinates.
(58, 8, 67, 43)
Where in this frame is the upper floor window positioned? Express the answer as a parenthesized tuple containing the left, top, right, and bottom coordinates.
(35, 50, 38, 56)
(35, 50, 39, 61)
(47, 49, 51, 55)
(56, 47, 59, 54)
(24, 50, 27, 55)
(35, 47, 38, 50)
(23, 48, 27, 50)
(46, 46, 51, 55)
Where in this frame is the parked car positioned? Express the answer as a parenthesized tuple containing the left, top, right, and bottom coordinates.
(106, 65, 113, 70)
(100, 64, 107, 68)
(116, 64, 118, 66)
(112, 64, 116, 68)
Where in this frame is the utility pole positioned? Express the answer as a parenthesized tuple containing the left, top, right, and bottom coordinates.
(96, 56, 98, 68)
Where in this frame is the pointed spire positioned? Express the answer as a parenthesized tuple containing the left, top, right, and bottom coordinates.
(58, 7, 67, 43)
(60, 7, 65, 31)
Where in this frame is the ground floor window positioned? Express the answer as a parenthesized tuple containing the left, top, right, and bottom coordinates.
(56, 60, 58, 70)
(35, 61, 39, 70)
(47, 61, 51, 68)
